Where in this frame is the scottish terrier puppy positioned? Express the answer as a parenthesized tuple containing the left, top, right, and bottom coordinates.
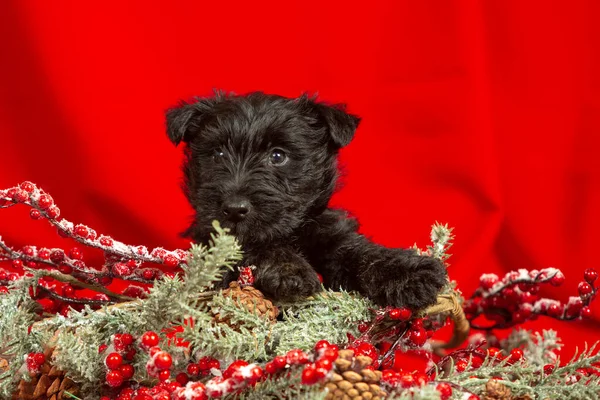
(166, 92, 447, 310)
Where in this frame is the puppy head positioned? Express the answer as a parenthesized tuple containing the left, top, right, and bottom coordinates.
(166, 91, 360, 245)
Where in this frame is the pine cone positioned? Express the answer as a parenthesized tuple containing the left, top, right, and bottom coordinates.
(482, 379, 512, 400)
(323, 349, 385, 400)
(213, 282, 279, 328)
(13, 347, 80, 400)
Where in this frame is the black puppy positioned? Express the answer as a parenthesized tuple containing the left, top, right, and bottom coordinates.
(166, 92, 447, 310)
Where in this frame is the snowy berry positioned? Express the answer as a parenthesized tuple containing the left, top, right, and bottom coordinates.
(46, 206, 60, 219)
(100, 236, 114, 247)
(74, 225, 89, 238)
(550, 271, 565, 286)
(12, 189, 29, 202)
(37, 194, 53, 209)
(20, 182, 35, 193)
(163, 255, 179, 268)
(480, 274, 499, 290)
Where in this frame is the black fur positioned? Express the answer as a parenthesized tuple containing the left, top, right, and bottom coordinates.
(166, 91, 447, 310)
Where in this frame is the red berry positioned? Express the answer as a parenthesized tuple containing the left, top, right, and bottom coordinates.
(408, 328, 427, 347)
(315, 358, 332, 371)
(314, 340, 330, 351)
(301, 365, 317, 385)
(30, 209, 42, 220)
(46, 206, 60, 219)
(62, 285, 75, 297)
(550, 271, 565, 286)
(98, 344, 108, 353)
(455, 359, 468, 372)
(265, 361, 277, 374)
(142, 269, 156, 280)
(320, 347, 339, 362)
(197, 357, 210, 370)
(176, 372, 189, 385)
(389, 308, 402, 320)
(106, 353, 124, 370)
(509, 348, 524, 363)
(357, 322, 369, 333)
(33, 353, 45, 366)
(468, 395, 481, 400)
(69, 248, 83, 260)
(579, 282, 593, 296)
(0, 287, 9, 294)
(224, 360, 249, 379)
(20, 182, 35, 193)
(187, 363, 200, 376)
(106, 370, 124, 387)
(398, 307, 412, 321)
(163, 255, 179, 268)
(286, 349, 309, 365)
(581, 306, 592, 319)
(544, 364, 555, 374)
(547, 303, 562, 318)
(120, 333, 134, 346)
(11, 259, 23, 268)
(436, 382, 453, 400)
(37, 194, 53, 210)
(208, 358, 220, 370)
(158, 369, 170, 382)
(119, 364, 135, 380)
(50, 250, 65, 264)
(487, 347, 502, 359)
(584, 268, 598, 284)
(273, 355, 287, 369)
(154, 352, 173, 370)
(13, 189, 29, 202)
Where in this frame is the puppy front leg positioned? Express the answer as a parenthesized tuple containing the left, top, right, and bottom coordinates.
(250, 247, 323, 302)
(323, 234, 448, 310)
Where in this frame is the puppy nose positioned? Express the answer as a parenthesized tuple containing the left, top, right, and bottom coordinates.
(222, 199, 251, 221)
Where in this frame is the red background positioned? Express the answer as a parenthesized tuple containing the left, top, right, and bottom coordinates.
(1, 1, 599, 357)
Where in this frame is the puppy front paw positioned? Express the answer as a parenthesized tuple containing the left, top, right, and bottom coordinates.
(256, 261, 323, 302)
(369, 255, 448, 310)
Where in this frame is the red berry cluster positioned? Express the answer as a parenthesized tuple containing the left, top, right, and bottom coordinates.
(101, 333, 137, 388)
(464, 268, 598, 329)
(25, 352, 45, 373)
(0, 181, 193, 315)
(185, 356, 221, 379)
(301, 340, 339, 384)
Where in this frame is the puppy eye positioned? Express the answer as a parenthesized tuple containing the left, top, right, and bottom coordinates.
(213, 149, 225, 161)
(269, 149, 288, 166)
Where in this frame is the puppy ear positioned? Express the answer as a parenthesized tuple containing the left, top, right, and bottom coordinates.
(166, 96, 221, 145)
(303, 95, 361, 148)
(165, 103, 197, 145)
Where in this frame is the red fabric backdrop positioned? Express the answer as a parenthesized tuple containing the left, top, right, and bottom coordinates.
(1, 1, 599, 357)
